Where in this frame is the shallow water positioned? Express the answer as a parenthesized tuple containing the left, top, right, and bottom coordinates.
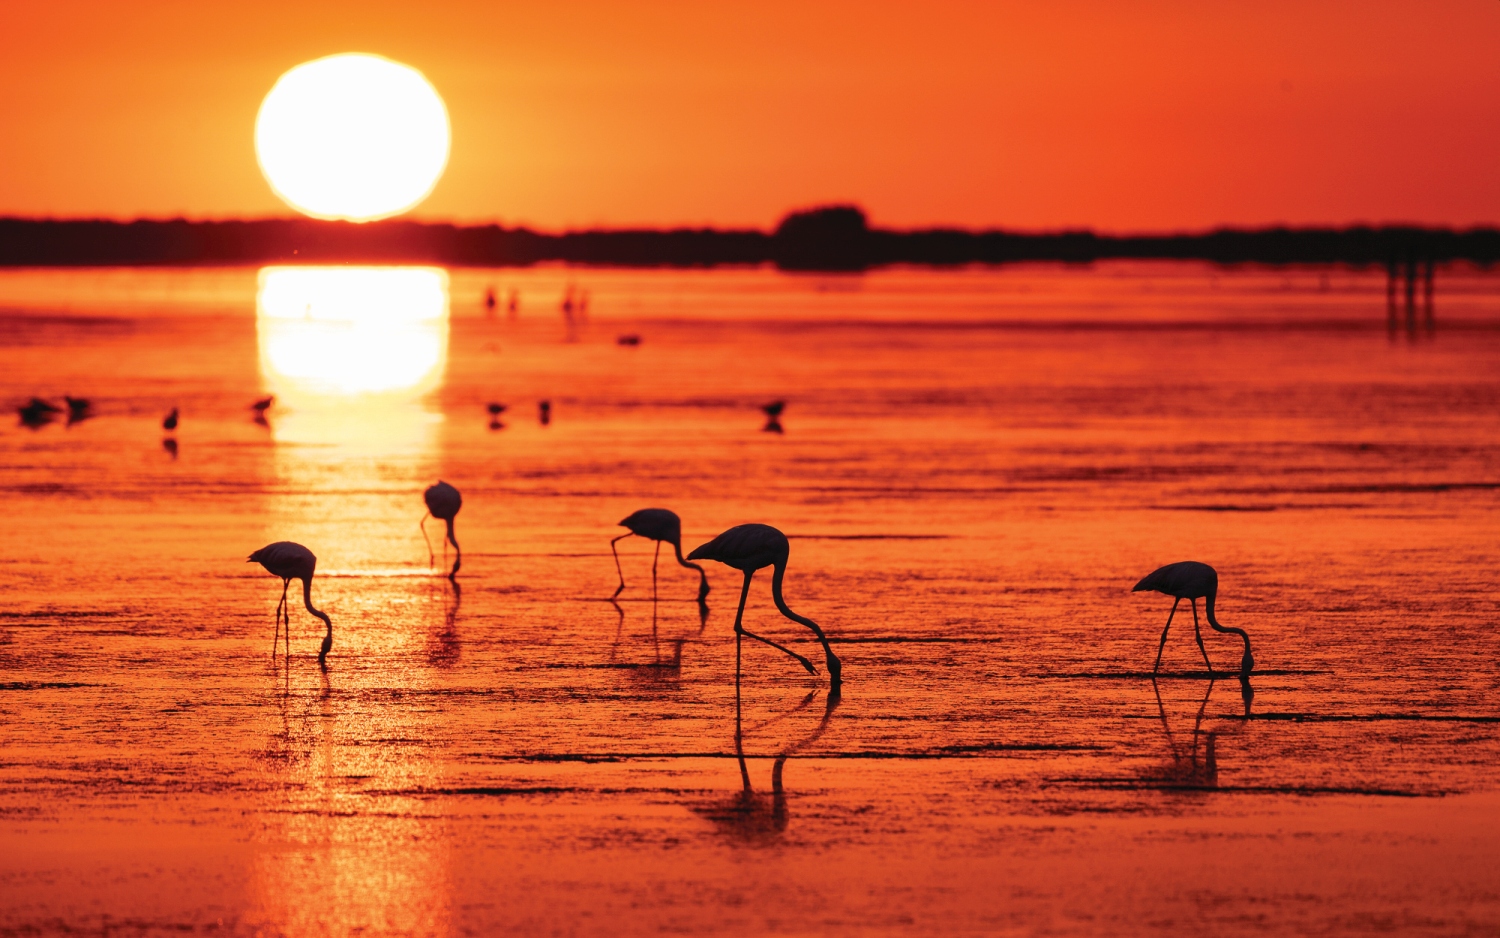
(1, 262, 1499, 935)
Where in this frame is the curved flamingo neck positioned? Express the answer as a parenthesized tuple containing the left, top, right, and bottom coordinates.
(302, 577, 331, 629)
(1205, 591, 1251, 648)
(769, 558, 814, 628)
(672, 539, 707, 575)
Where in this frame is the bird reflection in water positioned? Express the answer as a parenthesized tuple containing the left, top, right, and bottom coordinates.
(761, 400, 785, 434)
(426, 579, 462, 668)
(1141, 676, 1252, 790)
(255, 265, 449, 452)
(607, 590, 707, 688)
(691, 682, 839, 843)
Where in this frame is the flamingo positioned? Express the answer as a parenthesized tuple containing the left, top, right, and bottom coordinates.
(611, 508, 709, 603)
(688, 523, 841, 690)
(1133, 560, 1254, 677)
(248, 541, 333, 667)
(421, 481, 463, 580)
(162, 408, 179, 432)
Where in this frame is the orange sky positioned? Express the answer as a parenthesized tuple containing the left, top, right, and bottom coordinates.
(3, 0, 1499, 231)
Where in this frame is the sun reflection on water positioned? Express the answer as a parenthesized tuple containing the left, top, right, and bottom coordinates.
(256, 265, 449, 449)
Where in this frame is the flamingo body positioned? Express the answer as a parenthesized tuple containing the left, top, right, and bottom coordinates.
(621, 508, 682, 544)
(1134, 560, 1253, 676)
(1133, 560, 1217, 600)
(248, 540, 333, 666)
(689, 524, 841, 690)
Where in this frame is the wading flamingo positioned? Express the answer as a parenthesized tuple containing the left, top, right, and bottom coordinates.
(1133, 561, 1254, 677)
(421, 481, 463, 580)
(611, 508, 709, 602)
(248, 541, 333, 667)
(688, 523, 841, 690)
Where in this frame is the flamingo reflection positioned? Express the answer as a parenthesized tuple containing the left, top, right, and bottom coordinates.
(691, 684, 839, 843)
(426, 579, 462, 668)
(1139, 677, 1252, 790)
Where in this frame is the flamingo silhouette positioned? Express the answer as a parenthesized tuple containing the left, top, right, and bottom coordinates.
(688, 523, 841, 690)
(421, 481, 462, 581)
(1133, 561, 1254, 677)
(611, 508, 709, 602)
(248, 541, 333, 667)
(162, 408, 179, 431)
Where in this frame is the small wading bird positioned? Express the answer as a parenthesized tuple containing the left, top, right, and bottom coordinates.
(688, 523, 841, 690)
(248, 541, 333, 667)
(18, 397, 61, 427)
(162, 407, 179, 432)
(761, 400, 785, 434)
(611, 508, 710, 603)
(64, 395, 92, 424)
(1133, 560, 1254, 677)
(251, 396, 274, 415)
(421, 481, 463, 580)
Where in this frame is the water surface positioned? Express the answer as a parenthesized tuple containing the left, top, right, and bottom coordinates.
(2, 262, 1499, 935)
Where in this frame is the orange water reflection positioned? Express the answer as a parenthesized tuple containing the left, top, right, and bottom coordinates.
(257, 265, 448, 450)
(252, 267, 455, 930)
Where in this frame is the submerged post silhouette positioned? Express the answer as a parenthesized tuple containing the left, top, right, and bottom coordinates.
(688, 523, 841, 690)
(611, 508, 710, 603)
(1133, 561, 1253, 677)
(421, 481, 463, 581)
(248, 541, 333, 667)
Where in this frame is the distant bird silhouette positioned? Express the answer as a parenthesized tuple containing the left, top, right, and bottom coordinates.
(421, 481, 463, 580)
(689, 523, 841, 690)
(64, 396, 92, 424)
(616, 334, 642, 346)
(251, 396, 274, 414)
(484, 287, 497, 316)
(18, 397, 60, 428)
(539, 400, 552, 426)
(486, 402, 507, 431)
(760, 400, 786, 433)
(611, 508, 710, 603)
(1133, 561, 1254, 677)
(162, 408, 179, 432)
(248, 541, 333, 667)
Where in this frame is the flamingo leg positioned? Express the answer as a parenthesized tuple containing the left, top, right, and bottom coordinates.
(652, 540, 660, 604)
(610, 533, 631, 598)
(733, 572, 818, 675)
(1152, 598, 1180, 674)
(274, 579, 290, 658)
(1190, 599, 1214, 675)
(445, 519, 461, 581)
(420, 512, 434, 566)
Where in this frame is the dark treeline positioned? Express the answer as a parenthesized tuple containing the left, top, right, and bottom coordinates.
(2, 206, 1497, 270)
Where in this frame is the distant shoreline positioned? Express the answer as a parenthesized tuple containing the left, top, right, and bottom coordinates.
(2, 208, 1497, 270)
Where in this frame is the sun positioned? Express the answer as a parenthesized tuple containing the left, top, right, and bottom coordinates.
(255, 53, 450, 222)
